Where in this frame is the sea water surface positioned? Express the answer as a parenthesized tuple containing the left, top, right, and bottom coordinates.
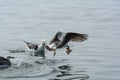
(0, 0, 120, 80)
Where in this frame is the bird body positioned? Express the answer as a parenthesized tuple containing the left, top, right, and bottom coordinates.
(23, 40, 46, 57)
(46, 31, 88, 56)
(34, 41, 45, 57)
(0, 56, 13, 69)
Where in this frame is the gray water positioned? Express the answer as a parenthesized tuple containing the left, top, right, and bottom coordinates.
(0, 0, 120, 80)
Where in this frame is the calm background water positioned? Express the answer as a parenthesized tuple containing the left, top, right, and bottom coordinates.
(0, 0, 120, 80)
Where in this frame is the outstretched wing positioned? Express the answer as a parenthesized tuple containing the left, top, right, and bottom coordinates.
(57, 32, 88, 48)
(49, 32, 60, 44)
(23, 40, 38, 50)
(69, 32, 88, 42)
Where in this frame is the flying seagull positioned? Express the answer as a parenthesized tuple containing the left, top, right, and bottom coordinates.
(23, 40, 46, 57)
(46, 31, 88, 56)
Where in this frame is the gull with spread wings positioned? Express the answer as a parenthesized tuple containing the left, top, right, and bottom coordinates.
(23, 40, 46, 57)
(46, 31, 88, 56)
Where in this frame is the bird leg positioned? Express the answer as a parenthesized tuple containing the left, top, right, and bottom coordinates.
(66, 46, 72, 55)
(53, 49, 56, 56)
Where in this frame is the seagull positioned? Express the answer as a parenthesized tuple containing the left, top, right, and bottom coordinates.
(46, 31, 88, 56)
(34, 40, 46, 57)
(23, 40, 46, 57)
(0, 56, 14, 69)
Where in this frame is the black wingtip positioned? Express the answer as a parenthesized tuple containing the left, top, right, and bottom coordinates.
(84, 34, 88, 40)
(22, 40, 28, 44)
(80, 33, 88, 41)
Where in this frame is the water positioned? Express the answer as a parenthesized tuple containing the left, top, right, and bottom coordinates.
(0, 0, 120, 80)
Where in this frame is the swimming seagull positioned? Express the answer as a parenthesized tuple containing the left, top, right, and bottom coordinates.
(23, 40, 46, 57)
(34, 40, 46, 57)
(0, 56, 14, 69)
(46, 31, 88, 56)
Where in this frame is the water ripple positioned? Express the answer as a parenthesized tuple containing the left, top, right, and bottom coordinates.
(50, 64, 89, 80)
(0, 58, 67, 79)
(0, 58, 89, 80)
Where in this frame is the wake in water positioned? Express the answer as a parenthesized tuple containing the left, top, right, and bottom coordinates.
(7, 49, 25, 53)
(0, 49, 89, 80)
(0, 62, 89, 80)
(0, 55, 67, 78)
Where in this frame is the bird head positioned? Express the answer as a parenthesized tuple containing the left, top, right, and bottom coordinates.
(6, 56, 15, 60)
(41, 39, 46, 45)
